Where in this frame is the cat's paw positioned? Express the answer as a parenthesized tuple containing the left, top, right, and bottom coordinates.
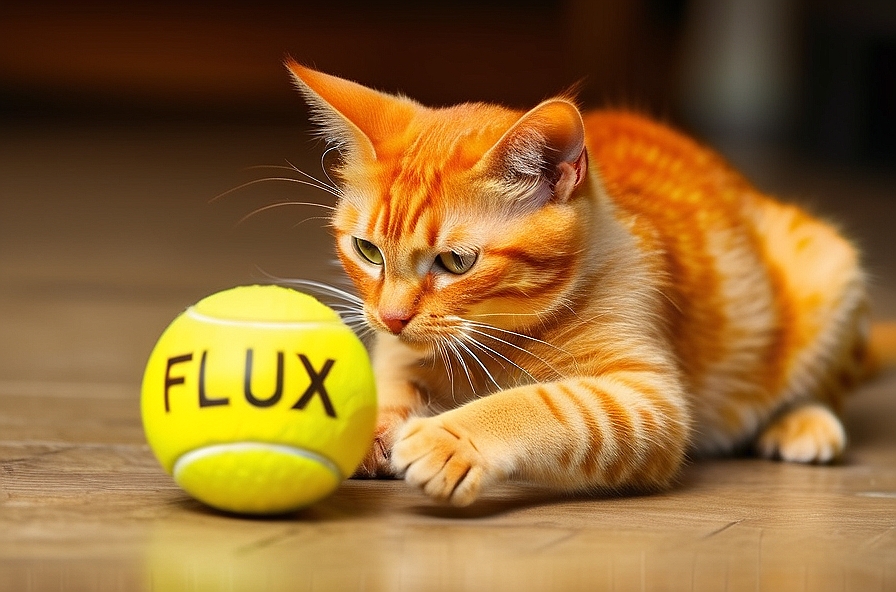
(391, 416, 494, 507)
(756, 403, 846, 463)
(353, 410, 407, 479)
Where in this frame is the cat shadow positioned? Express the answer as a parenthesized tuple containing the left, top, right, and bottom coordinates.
(408, 468, 715, 520)
(407, 485, 636, 520)
(409, 497, 556, 520)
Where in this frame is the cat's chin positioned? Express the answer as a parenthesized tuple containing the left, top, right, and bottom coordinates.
(380, 329, 444, 355)
(395, 332, 438, 350)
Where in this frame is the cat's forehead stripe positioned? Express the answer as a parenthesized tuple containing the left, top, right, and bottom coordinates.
(404, 168, 442, 239)
(393, 169, 447, 242)
(374, 161, 449, 242)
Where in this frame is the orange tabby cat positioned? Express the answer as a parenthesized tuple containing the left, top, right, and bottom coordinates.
(286, 61, 890, 507)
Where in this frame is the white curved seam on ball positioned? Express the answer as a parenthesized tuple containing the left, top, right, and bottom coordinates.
(185, 308, 341, 330)
(172, 442, 344, 481)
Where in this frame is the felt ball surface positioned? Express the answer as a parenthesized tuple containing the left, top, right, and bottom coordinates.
(140, 285, 376, 515)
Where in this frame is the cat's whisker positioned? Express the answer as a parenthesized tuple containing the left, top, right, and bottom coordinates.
(329, 309, 366, 321)
(458, 332, 504, 367)
(451, 335, 502, 394)
(465, 311, 544, 318)
(339, 313, 366, 324)
(333, 308, 374, 337)
(211, 176, 342, 202)
(278, 278, 364, 306)
(327, 302, 362, 311)
(349, 325, 377, 342)
(242, 163, 340, 196)
(284, 158, 342, 195)
(338, 309, 366, 319)
(462, 334, 536, 387)
(464, 325, 567, 380)
(290, 215, 334, 229)
(461, 320, 578, 374)
(237, 201, 335, 225)
(256, 159, 342, 194)
(262, 277, 373, 340)
(445, 338, 477, 398)
(462, 319, 570, 353)
(434, 339, 457, 402)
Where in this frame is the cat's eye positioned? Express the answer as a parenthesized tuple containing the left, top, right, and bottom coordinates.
(353, 237, 384, 266)
(437, 250, 477, 275)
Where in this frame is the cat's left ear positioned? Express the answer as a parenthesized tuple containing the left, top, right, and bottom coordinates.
(479, 99, 587, 208)
(286, 59, 417, 162)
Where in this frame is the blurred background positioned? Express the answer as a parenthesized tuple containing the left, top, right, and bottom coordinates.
(3, 0, 895, 165)
(1, 0, 895, 385)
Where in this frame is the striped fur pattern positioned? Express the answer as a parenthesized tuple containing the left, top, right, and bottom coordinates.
(287, 62, 872, 506)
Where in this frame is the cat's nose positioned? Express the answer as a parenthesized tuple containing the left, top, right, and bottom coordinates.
(381, 311, 415, 334)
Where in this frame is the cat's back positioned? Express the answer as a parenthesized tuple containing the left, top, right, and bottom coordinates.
(580, 109, 862, 315)
(582, 110, 750, 215)
(580, 109, 859, 295)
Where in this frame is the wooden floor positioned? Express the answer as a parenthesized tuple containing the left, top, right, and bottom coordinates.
(1, 121, 895, 591)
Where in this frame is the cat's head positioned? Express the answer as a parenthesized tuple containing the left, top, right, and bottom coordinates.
(288, 61, 593, 349)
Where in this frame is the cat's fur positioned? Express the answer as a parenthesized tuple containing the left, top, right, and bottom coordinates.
(287, 61, 888, 507)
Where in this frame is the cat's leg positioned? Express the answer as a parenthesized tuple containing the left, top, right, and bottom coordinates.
(354, 335, 426, 478)
(390, 372, 690, 506)
(755, 402, 846, 463)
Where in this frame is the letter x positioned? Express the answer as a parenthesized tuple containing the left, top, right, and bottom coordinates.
(293, 354, 337, 418)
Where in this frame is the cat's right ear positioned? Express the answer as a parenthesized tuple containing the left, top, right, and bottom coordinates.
(286, 60, 417, 162)
(479, 99, 587, 210)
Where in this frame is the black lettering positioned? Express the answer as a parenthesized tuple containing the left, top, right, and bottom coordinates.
(164, 353, 193, 413)
(293, 354, 337, 418)
(198, 350, 230, 407)
(244, 349, 284, 407)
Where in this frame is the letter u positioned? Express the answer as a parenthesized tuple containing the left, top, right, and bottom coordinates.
(243, 349, 284, 407)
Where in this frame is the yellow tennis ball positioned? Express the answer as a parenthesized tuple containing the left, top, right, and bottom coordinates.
(140, 285, 376, 515)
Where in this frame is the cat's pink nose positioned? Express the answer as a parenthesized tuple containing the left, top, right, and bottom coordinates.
(381, 312, 414, 334)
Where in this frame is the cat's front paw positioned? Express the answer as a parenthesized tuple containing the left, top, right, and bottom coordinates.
(391, 416, 495, 507)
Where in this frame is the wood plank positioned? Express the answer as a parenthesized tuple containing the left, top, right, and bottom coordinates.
(0, 375, 894, 591)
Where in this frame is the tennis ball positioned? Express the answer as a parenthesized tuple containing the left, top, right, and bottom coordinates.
(140, 285, 376, 515)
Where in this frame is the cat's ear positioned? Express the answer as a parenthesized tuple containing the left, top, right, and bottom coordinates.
(286, 59, 417, 162)
(479, 99, 587, 208)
